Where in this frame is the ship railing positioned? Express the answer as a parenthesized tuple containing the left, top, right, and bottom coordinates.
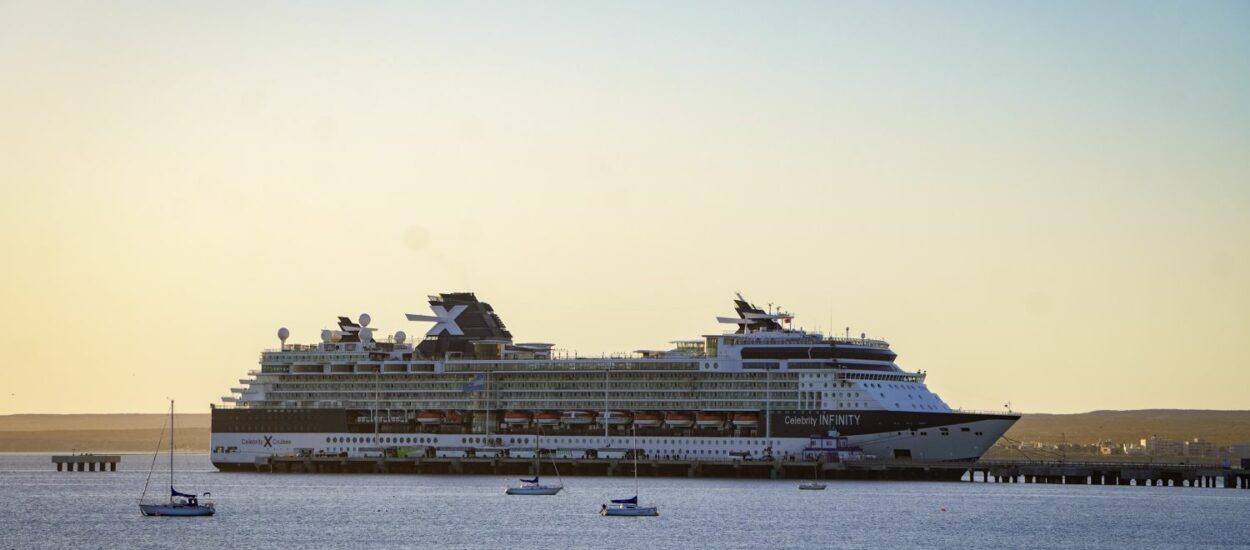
(824, 336, 890, 348)
(951, 408, 1019, 416)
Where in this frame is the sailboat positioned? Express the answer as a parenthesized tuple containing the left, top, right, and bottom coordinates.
(506, 431, 563, 495)
(799, 460, 827, 490)
(600, 426, 658, 517)
(139, 400, 215, 517)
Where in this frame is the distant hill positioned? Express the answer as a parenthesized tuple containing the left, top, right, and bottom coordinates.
(1, 410, 1248, 453)
(1003, 409, 1250, 446)
(0, 414, 210, 432)
(0, 414, 212, 453)
(0, 429, 209, 453)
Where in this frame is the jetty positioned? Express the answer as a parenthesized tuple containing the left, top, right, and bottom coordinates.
(970, 459, 1250, 488)
(52, 454, 120, 472)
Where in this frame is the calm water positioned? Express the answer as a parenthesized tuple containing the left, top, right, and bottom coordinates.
(1, 454, 1247, 549)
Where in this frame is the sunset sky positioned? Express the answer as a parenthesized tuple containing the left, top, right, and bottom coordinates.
(1, 1, 1247, 414)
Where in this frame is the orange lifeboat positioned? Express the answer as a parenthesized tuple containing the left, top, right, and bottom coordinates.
(696, 412, 725, 428)
(602, 410, 632, 425)
(503, 410, 533, 425)
(634, 412, 663, 428)
(534, 411, 561, 426)
(560, 410, 595, 425)
(445, 411, 467, 424)
(665, 412, 694, 428)
(732, 412, 760, 428)
(417, 411, 444, 425)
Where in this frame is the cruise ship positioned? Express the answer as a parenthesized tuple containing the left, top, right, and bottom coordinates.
(211, 293, 1018, 472)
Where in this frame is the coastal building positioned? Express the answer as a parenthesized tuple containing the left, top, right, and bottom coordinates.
(1144, 436, 1185, 456)
(1185, 438, 1217, 458)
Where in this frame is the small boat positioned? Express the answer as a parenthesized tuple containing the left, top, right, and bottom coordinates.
(140, 400, 214, 517)
(506, 476, 563, 496)
(731, 412, 759, 428)
(696, 412, 725, 428)
(503, 410, 533, 425)
(601, 427, 658, 517)
(664, 412, 694, 428)
(560, 410, 595, 425)
(634, 412, 663, 428)
(534, 411, 561, 426)
(416, 410, 444, 424)
(601, 496, 659, 517)
(798, 461, 826, 491)
(601, 410, 632, 425)
(506, 433, 563, 496)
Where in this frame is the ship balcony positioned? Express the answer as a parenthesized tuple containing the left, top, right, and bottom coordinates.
(221, 396, 239, 402)
(230, 387, 246, 394)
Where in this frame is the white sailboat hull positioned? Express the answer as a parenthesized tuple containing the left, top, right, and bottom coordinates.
(505, 485, 562, 495)
(139, 503, 215, 517)
(601, 503, 658, 517)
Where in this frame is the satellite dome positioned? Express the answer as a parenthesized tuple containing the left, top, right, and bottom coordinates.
(394, 331, 407, 344)
(278, 327, 290, 341)
(320, 329, 333, 343)
(359, 313, 371, 327)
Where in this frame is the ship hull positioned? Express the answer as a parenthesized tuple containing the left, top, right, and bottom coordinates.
(210, 408, 1016, 471)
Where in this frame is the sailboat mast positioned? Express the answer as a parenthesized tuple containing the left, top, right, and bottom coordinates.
(169, 400, 174, 502)
(603, 370, 609, 440)
(633, 425, 639, 498)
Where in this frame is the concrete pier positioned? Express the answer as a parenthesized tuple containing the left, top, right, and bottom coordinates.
(979, 460, 1247, 490)
(52, 455, 120, 472)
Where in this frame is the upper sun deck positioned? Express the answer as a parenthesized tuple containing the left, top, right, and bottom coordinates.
(714, 332, 890, 349)
(259, 292, 894, 367)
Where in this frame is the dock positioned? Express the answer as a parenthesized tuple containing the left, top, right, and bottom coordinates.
(251, 455, 1250, 488)
(52, 454, 120, 472)
(970, 460, 1250, 488)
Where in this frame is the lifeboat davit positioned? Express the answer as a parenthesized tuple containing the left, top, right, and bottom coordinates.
(417, 411, 444, 425)
(503, 411, 533, 425)
(696, 412, 726, 428)
(634, 412, 663, 428)
(560, 410, 595, 425)
(534, 411, 561, 426)
(732, 412, 760, 428)
(602, 410, 632, 425)
(665, 412, 694, 428)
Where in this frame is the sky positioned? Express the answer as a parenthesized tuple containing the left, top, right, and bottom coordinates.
(0, 1, 1247, 415)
